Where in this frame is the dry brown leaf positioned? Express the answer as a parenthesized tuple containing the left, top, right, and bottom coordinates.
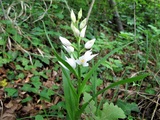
(21, 105, 33, 113)
(0, 67, 6, 74)
(0, 89, 4, 99)
(1, 113, 16, 120)
(4, 101, 14, 109)
(43, 80, 53, 88)
(24, 73, 34, 83)
(53, 96, 60, 105)
(2, 103, 18, 120)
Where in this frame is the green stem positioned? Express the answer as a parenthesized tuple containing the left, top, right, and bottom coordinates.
(77, 37, 81, 89)
(76, 36, 83, 118)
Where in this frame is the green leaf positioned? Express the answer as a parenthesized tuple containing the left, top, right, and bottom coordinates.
(62, 68, 78, 120)
(35, 115, 44, 120)
(83, 92, 96, 118)
(39, 57, 50, 65)
(145, 88, 156, 95)
(31, 76, 42, 89)
(17, 57, 30, 66)
(21, 84, 32, 92)
(17, 73, 25, 79)
(117, 99, 139, 115)
(79, 74, 148, 116)
(21, 96, 33, 103)
(40, 89, 50, 101)
(16, 65, 24, 70)
(34, 60, 43, 68)
(0, 38, 6, 45)
(8, 51, 19, 60)
(97, 102, 126, 120)
(101, 61, 113, 70)
(33, 71, 48, 79)
(4, 88, 18, 97)
(55, 12, 64, 19)
(80, 41, 135, 97)
(40, 88, 54, 101)
(30, 88, 39, 94)
(47, 89, 55, 96)
(13, 33, 22, 43)
(31, 81, 41, 89)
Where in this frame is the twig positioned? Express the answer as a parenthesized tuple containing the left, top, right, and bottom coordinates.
(64, 0, 70, 11)
(151, 94, 160, 120)
(117, 88, 160, 105)
(0, 100, 3, 120)
(0, 0, 7, 19)
(86, 0, 95, 24)
(33, 0, 52, 23)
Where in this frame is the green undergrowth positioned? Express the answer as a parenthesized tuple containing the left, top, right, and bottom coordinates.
(0, 0, 159, 120)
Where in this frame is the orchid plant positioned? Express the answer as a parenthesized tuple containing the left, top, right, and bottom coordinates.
(58, 9, 98, 119)
(43, 8, 148, 120)
(59, 11, 97, 69)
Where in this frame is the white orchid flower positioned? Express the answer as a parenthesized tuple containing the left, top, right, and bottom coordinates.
(59, 36, 71, 46)
(63, 45, 74, 53)
(80, 18, 87, 29)
(80, 26, 87, 38)
(85, 39, 95, 49)
(71, 23, 80, 37)
(59, 56, 76, 69)
(71, 10, 76, 23)
(76, 50, 98, 67)
(65, 57, 76, 69)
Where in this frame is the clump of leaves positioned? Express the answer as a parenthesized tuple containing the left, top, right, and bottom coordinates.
(83, 92, 126, 120)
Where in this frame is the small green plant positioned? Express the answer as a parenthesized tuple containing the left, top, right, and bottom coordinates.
(43, 9, 148, 120)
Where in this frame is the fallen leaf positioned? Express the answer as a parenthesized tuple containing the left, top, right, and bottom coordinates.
(2, 102, 18, 120)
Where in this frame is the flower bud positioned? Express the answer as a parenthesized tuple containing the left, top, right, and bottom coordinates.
(80, 26, 87, 38)
(78, 8, 82, 20)
(59, 36, 71, 46)
(71, 10, 76, 23)
(80, 18, 87, 29)
(63, 45, 74, 53)
(85, 39, 95, 49)
(71, 23, 80, 37)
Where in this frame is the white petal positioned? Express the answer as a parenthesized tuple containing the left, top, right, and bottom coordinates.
(76, 56, 86, 65)
(66, 57, 76, 68)
(80, 26, 87, 38)
(87, 54, 98, 61)
(71, 23, 80, 37)
(84, 50, 98, 61)
(80, 18, 87, 29)
(76, 56, 89, 67)
(85, 39, 95, 49)
(76, 50, 98, 67)
(71, 10, 76, 23)
(59, 36, 71, 46)
(63, 45, 74, 53)
(84, 49, 92, 56)
(76, 60, 81, 65)
(83, 63, 89, 67)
